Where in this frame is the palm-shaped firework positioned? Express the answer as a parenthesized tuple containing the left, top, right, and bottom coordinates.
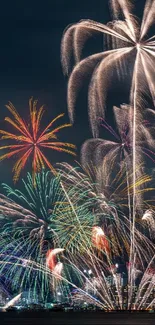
(61, 0, 155, 300)
(0, 98, 76, 182)
(81, 105, 155, 210)
(61, 0, 155, 207)
(61, 0, 155, 135)
(0, 0, 155, 311)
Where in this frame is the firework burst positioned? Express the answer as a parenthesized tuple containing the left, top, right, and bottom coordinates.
(0, 168, 154, 308)
(81, 105, 155, 211)
(61, 0, 155, 136)
(1, 169, 98, 254)
(0, 98, 76, 182)
(61, 0, 155, 301)
(57, 162, 154, 261)
(0, 170, 74, 302)
(0, 170, 96, 302)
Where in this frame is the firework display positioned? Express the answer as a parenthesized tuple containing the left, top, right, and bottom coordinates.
(0, 98, 76, 182)
(0, 165, 154, 309)
(0, 0, 155, 312)
(61, 0, 155, 272)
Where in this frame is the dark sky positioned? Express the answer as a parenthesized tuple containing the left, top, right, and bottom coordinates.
(0, 0, 147, 185)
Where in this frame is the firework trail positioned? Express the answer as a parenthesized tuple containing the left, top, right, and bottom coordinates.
(61, 0, 155, 135)
(0, 243, 74, 305)
(61, 0, 155, 304)
(57, 161, 130, 209)
(142, 209, 155, 240)
(3, 293, 22, 311)
(57, 162, 154, 260)
(69, 245, 155, 310)
(0, 170, 98, 299)
(58, 162, 155, 307)
(58, 159, 152, 213)
(0, 98, 76, 182)
(0, 172, 69, 300)
(0, 230, 70, 303)
(0, 229, 154, 310)
(81, 105, 155, 213)
(0, 167, 155, 308)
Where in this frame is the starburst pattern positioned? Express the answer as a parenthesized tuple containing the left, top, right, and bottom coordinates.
(0, 98, 76, 182)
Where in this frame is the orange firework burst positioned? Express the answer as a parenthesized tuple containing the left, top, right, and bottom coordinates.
(0, 98, 76, 182)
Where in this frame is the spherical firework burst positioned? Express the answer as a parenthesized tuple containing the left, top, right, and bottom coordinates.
(0, 98, 76, 182)
(1, 170, 97, 254)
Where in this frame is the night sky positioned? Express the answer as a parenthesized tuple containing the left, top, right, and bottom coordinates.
(0, 0, 148, 186)
(0, 0, 155, 310)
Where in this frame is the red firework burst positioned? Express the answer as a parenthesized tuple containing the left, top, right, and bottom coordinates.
(0, 98, 76, 181)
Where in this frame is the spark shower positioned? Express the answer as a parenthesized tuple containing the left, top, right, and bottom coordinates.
(0, 0, 155, 311)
